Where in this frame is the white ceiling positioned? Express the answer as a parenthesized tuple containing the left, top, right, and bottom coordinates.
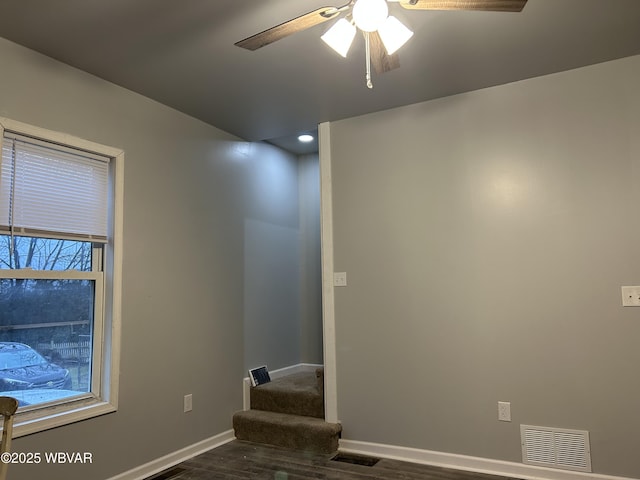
(1, 0, 640, 154)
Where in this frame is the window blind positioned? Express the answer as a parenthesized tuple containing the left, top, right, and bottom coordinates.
(0, 132, 110, 242)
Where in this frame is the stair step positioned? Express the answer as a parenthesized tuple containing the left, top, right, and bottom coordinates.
(233, 410, 341, 454)
(250, 370, 324, 419)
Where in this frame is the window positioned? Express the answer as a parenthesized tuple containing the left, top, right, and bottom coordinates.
(0, 118, 122, 436)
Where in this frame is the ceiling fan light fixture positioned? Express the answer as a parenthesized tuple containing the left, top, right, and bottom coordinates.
(321, 18, 357, 57)
(352, 0, 389, 32)
(377, 16, 414, 55)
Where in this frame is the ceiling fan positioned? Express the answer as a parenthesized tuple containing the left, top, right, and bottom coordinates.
(235, 0, 528, 89)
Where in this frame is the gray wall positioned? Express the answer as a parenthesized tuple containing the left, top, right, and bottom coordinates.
(329, 55, 640, 478)
(298, 154, 323, 365)
(244, 217, 301, 371)
(241, 142, 301, 373)
(0, 36, 310, 479)
(242, 151, 323, 372)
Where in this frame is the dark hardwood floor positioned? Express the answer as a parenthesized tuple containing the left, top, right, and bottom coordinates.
(149, 440, 523, 480)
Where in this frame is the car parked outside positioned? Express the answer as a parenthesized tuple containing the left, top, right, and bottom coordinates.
(0, 342, 72, 391)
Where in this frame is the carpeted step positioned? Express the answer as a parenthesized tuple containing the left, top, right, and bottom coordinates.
(232, 409, 341, 454)
(250, 370, 324, 419)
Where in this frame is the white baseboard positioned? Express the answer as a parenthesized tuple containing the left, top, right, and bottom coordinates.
(242, 363, 323, 411)
(339, 439, 639, 480)
(108, 429, 234, 480)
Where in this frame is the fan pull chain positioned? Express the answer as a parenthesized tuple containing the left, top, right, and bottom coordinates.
(364, 32, 373, 89)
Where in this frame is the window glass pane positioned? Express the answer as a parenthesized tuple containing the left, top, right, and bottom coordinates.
(0, 278, 93, 405)
(0, 235, 92, 271)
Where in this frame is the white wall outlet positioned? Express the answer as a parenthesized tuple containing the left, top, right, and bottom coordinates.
(621, 286, 640, 306)
(334, 272, 347, 287)
(184, 394, 193, 413)
(498, 401, 511, 422)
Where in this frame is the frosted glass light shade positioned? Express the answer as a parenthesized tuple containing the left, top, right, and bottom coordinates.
(352, 0, 389, 32)
(321, 18, 357, 57)
(378, 16, 414, 55)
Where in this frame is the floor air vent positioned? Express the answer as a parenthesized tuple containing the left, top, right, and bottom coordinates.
(521, 425, 591, 473)
(146, 466, 187, 480)
(331, 452, 380, 467)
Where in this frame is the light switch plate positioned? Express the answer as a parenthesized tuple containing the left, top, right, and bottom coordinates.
(621, 286, 640, 306)
(334, 272, 347, 287)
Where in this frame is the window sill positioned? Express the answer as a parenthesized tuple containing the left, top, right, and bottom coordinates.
(13, 396, 117, 438)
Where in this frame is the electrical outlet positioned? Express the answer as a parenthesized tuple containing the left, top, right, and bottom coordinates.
(184, 394, 193, 413)
(498, 401, 511, 422)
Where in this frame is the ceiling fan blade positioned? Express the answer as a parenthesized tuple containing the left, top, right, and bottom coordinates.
(235, 6, 343, 51)
(369, 31, 400, 74)
(399, 0, 527, 12)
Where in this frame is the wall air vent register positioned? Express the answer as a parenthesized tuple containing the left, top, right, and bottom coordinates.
(521, 425, 591, 473)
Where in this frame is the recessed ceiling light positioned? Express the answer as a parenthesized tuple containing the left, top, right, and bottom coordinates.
(298, 134, 314, 143)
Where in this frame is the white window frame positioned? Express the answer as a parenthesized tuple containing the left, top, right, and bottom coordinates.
(0, 117, 123, 437)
